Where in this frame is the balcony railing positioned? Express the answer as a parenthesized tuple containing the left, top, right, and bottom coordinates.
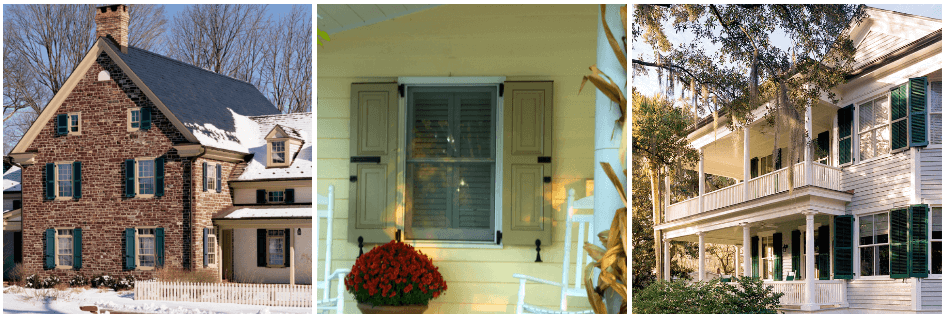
(666, 162, 843, 222)
(728, 280, 845, 307)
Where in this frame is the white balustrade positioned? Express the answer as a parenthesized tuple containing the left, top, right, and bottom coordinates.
(703, 183, 744, 211)
(665, 197, 699, 222)
(811, 162, 842, 191)
(765, 281, 805, 305)
(814, 280, 844, 306)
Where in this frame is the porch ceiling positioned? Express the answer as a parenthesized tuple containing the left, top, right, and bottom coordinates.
(670, 213, 836, 245)
(317, 4, 442, 35)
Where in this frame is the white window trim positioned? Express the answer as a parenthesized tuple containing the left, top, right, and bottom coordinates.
(135, 157, 156, 199)
(857, 211, 891, 278)
(396, 77, 505, 249)
(267, 139, 291, 167)
(930, 206, 942, 278)
(855, 92, 896, 165)
(127, 107, 141, 132)
(930, 80, 942, 148)
(266, 229, 286, 268)
(54, 160, 75, 200)
(67, 112, 81, 136)
(207, 163, 216, 192)
(135, 227, 157, 270)
(207, 227, 218, 267)
(54, 227, 74, 269)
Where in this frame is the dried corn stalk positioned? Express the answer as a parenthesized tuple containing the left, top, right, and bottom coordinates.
(582, 163, 628, 314)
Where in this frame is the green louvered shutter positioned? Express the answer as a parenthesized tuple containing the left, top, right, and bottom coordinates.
(203, 227, 209, 267)
(44, 228, 55, 269)
(45, 163, 55, 200)
(155, 157, 164, 197)
(817, 225, 830, 280)
(155, 227, 164, 268)
(751, 236, 759, 278)
(773, 232, 783, 281)
(73, 228, 82, 269)
(909, 77, 928, 147)
(202, 162, 208, 192)
(285, 188, 294, 204)
(838, 105, 854, 164)
(257, 229, 267, 267)
(750, 158, 759, 179)
(910, 205, 929, 277)
(890, 208, 910, 278)
(891, 85, 910, 151)
(792, 230, 801, 279)
(834, 215, 854, 279)
(256, 189, 266, 204)
(284, 228, 291, 268)
(56, 114, 68, 136)
(141, 107, 151, 130)
(73, 161, 82, 199)
(125, 228, 136, 270)
(125, 160, 136, 198)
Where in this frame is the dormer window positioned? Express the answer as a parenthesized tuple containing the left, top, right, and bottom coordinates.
(264, 125, 302, 168)
(272, 141, 286, 163)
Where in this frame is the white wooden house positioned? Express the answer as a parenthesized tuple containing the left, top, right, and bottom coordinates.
(657, 7, 942, 313)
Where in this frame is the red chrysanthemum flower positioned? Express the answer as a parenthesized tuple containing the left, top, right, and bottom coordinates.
(344, 240, 447, 306)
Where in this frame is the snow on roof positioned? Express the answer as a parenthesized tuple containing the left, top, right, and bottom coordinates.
(4, 165, 21, 192)
(216, 205, 312, 219)
(186, 109, 263, 154)
(236, 112, 312, 180)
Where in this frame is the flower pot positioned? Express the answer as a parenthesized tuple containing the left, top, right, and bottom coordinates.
(357, 303, 429, 314)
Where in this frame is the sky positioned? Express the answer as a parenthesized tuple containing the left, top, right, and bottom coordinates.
(632, 4, 942, 108)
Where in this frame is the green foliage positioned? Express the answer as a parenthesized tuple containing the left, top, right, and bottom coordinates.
(631, 157, 656, 291)
(633, 277, 784, 314)
(631, 90, 699, 171)
(317, 29, 331, 46)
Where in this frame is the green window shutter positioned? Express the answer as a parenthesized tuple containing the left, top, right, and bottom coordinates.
(792, 230, 801, 279)
(203, 227, 209, 267)
(125, 228, 136, 270)
(73, 161, 82, 199)
(502, 81, 554, 246)
(73, 228, 82, 269)
(751, 236, 759, 278)
(910, 204, 929, 277)
(773, 232, 783, 281)
(256, 189, 266, 204)
(891, 85, 910, 151)
(56, 114, 68, 136)
(155, 156, 164, 197)
(817, 131, 830, 159)
(125, 160, 135, 198)
(750, 157, 759, 178)
(44, 228, 55, 269)
(141, 107, 151, 130)
(155, 227, 164, 268)
(817, 225, 830, 280)
(774, 148, 782, 170)
(257, 229, 266, 267)
(202, 162, 208, 192)
(215, 164, 222, 193)
(838, 104, 854, 164)
(45, 163, 55, 200)
(348, 83, 400, 244)
(13, 232, 22, 264)
(284, 228, 291, 268)
(890, 208, 910, 278)
(909, 77, 928, 147)
(834, 215, 854, 279)
(285, 188, 294, 204)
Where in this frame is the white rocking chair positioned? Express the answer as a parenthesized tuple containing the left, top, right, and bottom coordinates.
(513, 189, 596, 314)
(316, 186, 349, 314)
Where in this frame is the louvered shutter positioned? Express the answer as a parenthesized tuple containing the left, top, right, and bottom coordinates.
(751, 236, 759, 278)
(125, 160, 135, 198)
(750, 157, 759, 178)
(203, 227, 209, 267)
(72, 161, 82, 199)
(285, 188, 294, 203)
(215, 164, 222, 193)
(155, 227, 164, 267)
(502, 81, 554, 246)
(256, 189, 266, 204)
(56, 114, 68, 136)
(73, 228, 82, 269)
(124, 228, 136, 270)
(791, 230, 801, 279)
(817, 225, 830, 280)
(141, 107, 151, 130)
(774, 148, 782, 170)
(909, 77, 928, 147)
(202, 162, 208, 192)
(348, 83, 399, 244)
(773, 232, 783, 281)
(13, 232, 21, 264)
(284, 228, 291, 268)
(834, 215, 854, 279)
(44, 229, 55, 269)
(838, 104, 854, 164)
(155, 157, 164, 197)
(890, 207, 910, 278)
(891, 85, 910, 151)
(910, 204, 929, 277)
(45, 163, 55, 200)
(257, 229, 266, 267)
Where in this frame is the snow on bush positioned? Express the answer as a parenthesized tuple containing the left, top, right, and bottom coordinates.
(70, 273, 89, 287)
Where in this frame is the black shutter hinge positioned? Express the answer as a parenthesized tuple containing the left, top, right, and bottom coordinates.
(350, 176, 358, 182)
(358, 236, 364, 258)
(537, 156, 551, 163)
(544, 176, 552, 183)
(499, 83, 505, 97)
(351, 156, 381, 163)
(398, 84, 405, 98)
(395, 229, 402, 242)
(535, 239, 543, 262)
(496, 230, 502, 245)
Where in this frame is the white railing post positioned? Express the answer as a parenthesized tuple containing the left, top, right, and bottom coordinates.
(663, 239, 671, 281)
(744, 127, 751, 201)
(698, 148, 705, 214)
(805, 105, 813, 187)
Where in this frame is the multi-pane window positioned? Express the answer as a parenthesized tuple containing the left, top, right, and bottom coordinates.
(70, 114, 80, 133)
(859, 213, 891, 276)
(138, 228, 155, 268)
(931, 82, 943, 145)
(267, 230, 285, 266)
(859, 94, 891, 161)
(272, 141, 285, 163)
(268, 190, 284, 203)
(932, 208, 942, 275)
(131, 109, 141, 129)
(58, 163, 73, 198)
(57, 229, 73, 267)
(207, 228, 217, 266)
(761, 237, 773, 279)
(138, 159, 154, 195)
(206, 164, 216, 191)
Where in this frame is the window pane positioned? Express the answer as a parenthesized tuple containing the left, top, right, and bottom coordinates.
(408, 163, 450, 228)
(268, 191, 284, 202)
(860, 131, 873, 161)
(140, 177, 154, 195)
(58, 164, 72, 181)
(861, 246, 874, 276)
(874, 125, 890, 156)
(859, 101, 873, 132)
(71, 115, 79, 132)
(58, 237, 72, 254)
(875, 213, 889, 244)
(860, 215, 873, 245)
(140, 255, 155, 267)
(877, 245, 890, 275)
(933, 208, 942, 235)
(272, 141, 285, 163)
(60, 255, 73, 266)
(873, 96, 889, 126)
(132, 110, 140, 128)
(933, 241, 942, 275)
(139, 160, 153, 177)
(410, 93, 451, 158)
(457, 93, 494, 158)
(269, 238, 284, 265)
(59, 180, 72, 197)
(455, 164, 493, 229)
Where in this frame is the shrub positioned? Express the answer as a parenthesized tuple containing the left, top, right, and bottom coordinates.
(24, 274, 41, 289)
(632, 277, 783, 314)
(69, 273, 89, 287)
(344, 240, 447, 307)
(8, 264, 25, 286)
(41, 276, 61, 288)
(90, 274, 113, 289)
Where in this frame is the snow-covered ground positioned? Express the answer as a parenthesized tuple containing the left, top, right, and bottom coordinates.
(3, 286, 312, 314)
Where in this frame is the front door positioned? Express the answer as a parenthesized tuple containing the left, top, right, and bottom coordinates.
(221, 229, 233, 281)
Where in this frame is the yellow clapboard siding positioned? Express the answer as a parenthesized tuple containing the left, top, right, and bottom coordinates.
(317, 118, 350, 139)
(314, 98, 350, 118)
(316, 158, 348, 179)
(316, 139, 349, 159)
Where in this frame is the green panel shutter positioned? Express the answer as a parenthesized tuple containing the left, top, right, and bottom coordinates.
(750, 157, 759, 178)
(838, 104, 854, 164)
(215, 164, 222, 193)
(56, 114, 68, 136)
(202, 162, 208, 192)
(125, 228, 136, 270)
(45, 163, 55, 200)
(910, 205, 929, 277)
(834, 215, 854, 279)
(817, 225, 830, 280)
(257, 229, 266, 267)
(285, 188, 294, 204)
(155, 227, 164, 268)
(792, 230, 801, 279)
(891, 84, 910, 151)
(349, 83, 400, 244)
(773, 232, 783, 281)
(155, 157, 164, 197)
(284, 228, 291, 268)
(256, 189, 266, 204)
(73, 228, 82, 269)
(203, 227, 209, 267)
(125, 160, 135, 198)
(751, 236, 759, 278)
(890, 208, 910, 278)
(44, 228, 55, 269)
(141, 107, 151, 130)
(909, 77, 928, 147)
(73, 161, 82, 199)
(774, 148, 782, 170)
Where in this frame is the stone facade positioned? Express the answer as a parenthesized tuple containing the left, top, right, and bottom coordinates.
(190, 157, 236, 274)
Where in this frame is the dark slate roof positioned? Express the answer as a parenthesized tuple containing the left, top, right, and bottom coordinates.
(110, 41, 281, 147)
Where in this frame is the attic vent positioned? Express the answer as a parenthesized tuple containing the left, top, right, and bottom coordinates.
(98, 70, 111, 81)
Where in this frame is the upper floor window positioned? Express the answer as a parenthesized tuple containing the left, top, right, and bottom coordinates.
(46, 161, 81, 200)
(268, 190, 284, 203)
(127, 107, 151, 132)
(130, 108, 141, 130)
(858, 94, 890, 161)
(56, 113, 80, 136)
(203, 162, 221, 193)
(58, 163, 73, 198)
(138, 159, 155, 195)
(69, 113, 81, 134)
(272, 141, 286, 163)
(206, 163, 216, 191)
(126, 157, 163, 198)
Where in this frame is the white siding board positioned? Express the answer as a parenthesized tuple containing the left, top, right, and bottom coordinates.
(842, 152, 912, 215)
(922, 279, 942, 310)
(847, 279, 913, 310)
(920, 148, 942, 201)
(853, 31, 911, 70)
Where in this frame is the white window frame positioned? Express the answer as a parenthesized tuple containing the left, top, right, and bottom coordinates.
(206, 163, 216, 192)
(857, 212, 891, 279)
(397, 77, 505, 249)
(857, 93, 893, 163)
(68, 112, 81, 135)
(930, 207, 942, 278)
(267, 190, 285, 204)
(929, 81, 942, 149)
(760, 236, 774, 280)
(271, 141, 286, 164)
(207, 227, 217, 267)
(266, 229, 285, 268)
(136, 227, 157, 270)
(54, 161, 75, 200)
(135, 157, 156, 198)
(55, 228, 74, 269)
(127, 107, 141, 132)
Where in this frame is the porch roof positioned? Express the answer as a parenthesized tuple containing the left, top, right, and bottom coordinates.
(213, 205, 312, 219)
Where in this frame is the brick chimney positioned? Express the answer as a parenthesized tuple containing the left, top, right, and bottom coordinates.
(95, 4, 129, 52)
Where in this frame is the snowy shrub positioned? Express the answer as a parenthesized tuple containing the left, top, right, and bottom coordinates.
(24, 274, 41, 289)
(91, 274, 114, 289)
(113, 274, 136, 291)
(41, 275, 61, 288)
(69, 273, 89, 287)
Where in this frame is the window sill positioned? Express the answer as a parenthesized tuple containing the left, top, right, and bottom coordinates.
(68, 132, 81, 136)
(135, 194, 155, 199)
(127, 127, 140, 133)
(266, 265, 286, 268)
(54, 196, 74, 201)
(855, 275, 892, 280)
(405, 240, 503, 249)
(56, 266, 74, 270)
(137, 267, 155, 271)
(926, 274, 942, 279)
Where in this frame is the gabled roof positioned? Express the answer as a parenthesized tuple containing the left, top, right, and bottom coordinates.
(4, 165, 21, 192)
(235, 112, 312, 181)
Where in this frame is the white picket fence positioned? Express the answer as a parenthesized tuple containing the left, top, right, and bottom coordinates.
(134, 281, 312, 307)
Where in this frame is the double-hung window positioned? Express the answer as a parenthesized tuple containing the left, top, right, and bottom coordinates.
(128, 108, 141, 131)
(126, 157, 163, 198)
(932, 208, 942, 275)
(405, 86, 497, 242)
(207, 228, 217, 266)
(859, 213, 891, 276)
(267, 230, 285, 266)
(268, 190, 284, 203)
(272, 141, 286, 164)
(58, 163, 73, 198)
(859, 94, 891, 161)
(206, 163, 216, 192)
(930, 81, 942, 145)
(56, 229, 74, 268)
(69, 112, 81, 135)
(138, 159, 155, 195)
(138, 228, 156, 269)
(761, 236, 773, 279)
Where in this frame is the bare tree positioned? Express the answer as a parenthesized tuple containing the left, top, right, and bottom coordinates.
(128, 4, 168, 52)
(707, 244, 740, 274)
(261, 5, 312, 113)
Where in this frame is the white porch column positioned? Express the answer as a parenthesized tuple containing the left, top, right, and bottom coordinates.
(290, 227, 296, 286)
(664, 173, 671, 213)
(698, 149, 705, 213)
(832, 113, 839, 166)
(742, 223, 751, 277)
(698, 231, 706, 281)
(805, 105, 813, 186)
(743, 127, 751, 201)
(803, 211, 819, 311)
(663, 239, 671, 281)
(735, 245, 740, 277)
